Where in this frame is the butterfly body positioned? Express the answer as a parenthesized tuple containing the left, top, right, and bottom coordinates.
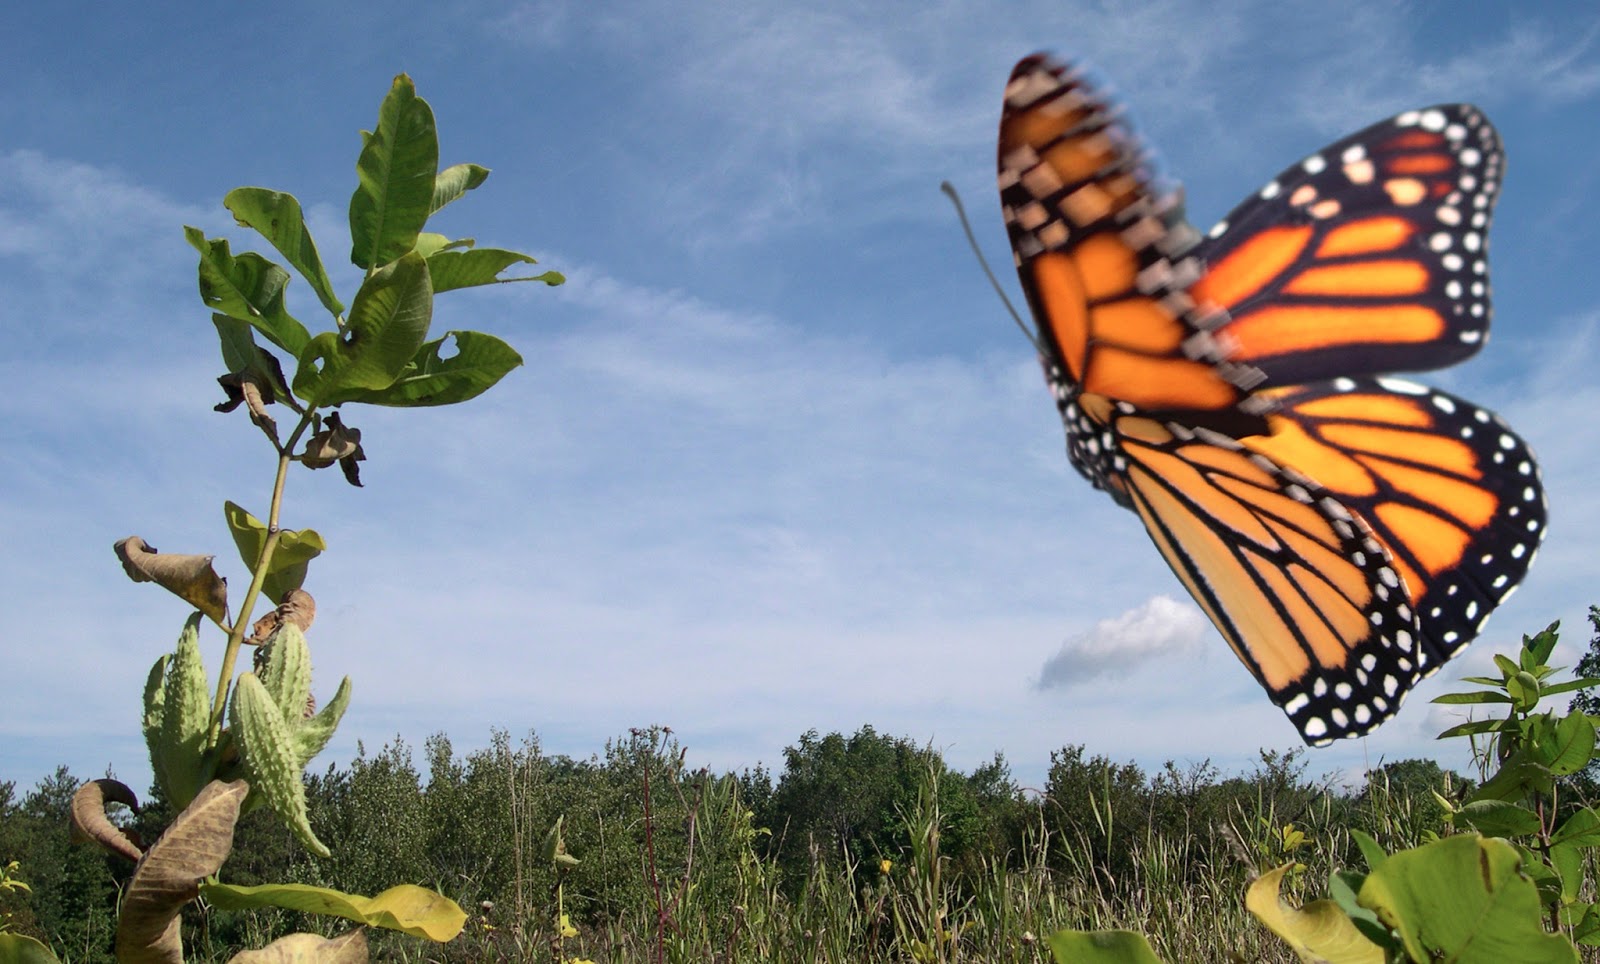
(998, 54, 1545, 744)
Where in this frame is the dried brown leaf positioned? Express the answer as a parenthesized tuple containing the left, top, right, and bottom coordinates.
(116, 779, 248, 964)
(302, 413, 364, 487)
(246, 589, 317, 646)
(215, 370, 280, 437)
(114, 537, 230, 624)
(69, 779, 143, 862)
(227, 928, 368, 964)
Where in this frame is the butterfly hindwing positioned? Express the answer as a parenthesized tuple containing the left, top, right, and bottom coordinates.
(1106, 402, 1424, 744)
(1247, 377, 1546, 668)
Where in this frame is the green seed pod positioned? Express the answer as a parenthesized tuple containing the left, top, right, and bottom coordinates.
(142, 654, 169, 748)
(158, 613, 212, 809)
(231, 672, 330, 857)
(257, 622, 314, 722)
(293, 675, 351, 765)
(142, 653, 170, 795)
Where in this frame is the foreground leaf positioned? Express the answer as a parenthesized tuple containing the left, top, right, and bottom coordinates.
(1246, 864, 1384, 963)
(1046, 929, 1164, 963)
(202, 881, 466, 942)
(0, 933, 62, 964)
(1359, 834, 1578, 963)
(117, 780, 247, 964)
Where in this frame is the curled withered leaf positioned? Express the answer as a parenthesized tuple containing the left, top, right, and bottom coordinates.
(114, 537, 230, 624)
(70, 779, 144, 862)
(227, 928, 369, 964)
(245, 589, 318, 646)
(117, 779, 248, 964)
(215, 370, 279, 437)
(302, 412, 364, 487)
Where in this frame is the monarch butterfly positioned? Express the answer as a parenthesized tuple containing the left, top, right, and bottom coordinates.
(997, 53, 1545, 745)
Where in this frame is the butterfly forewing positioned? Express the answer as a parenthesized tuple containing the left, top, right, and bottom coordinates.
(998, 56, 1269, 444)
(1194, 105, 1504, 386)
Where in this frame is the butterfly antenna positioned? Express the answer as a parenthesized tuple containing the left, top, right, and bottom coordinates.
(940, 181, 1041, 354)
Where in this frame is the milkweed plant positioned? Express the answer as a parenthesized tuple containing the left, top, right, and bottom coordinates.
(0, 74, 561, 964)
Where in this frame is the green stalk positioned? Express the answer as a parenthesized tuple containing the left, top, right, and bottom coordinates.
(205, 411, 317, 744)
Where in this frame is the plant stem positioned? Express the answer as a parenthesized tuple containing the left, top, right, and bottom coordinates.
(205, 411, 315, 744)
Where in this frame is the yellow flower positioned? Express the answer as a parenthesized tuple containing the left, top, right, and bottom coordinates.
(559, 913, 578, 939)
(880, 859, 892, 874)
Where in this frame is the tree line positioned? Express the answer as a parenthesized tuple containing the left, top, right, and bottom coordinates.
(0, 722, 1501, 962)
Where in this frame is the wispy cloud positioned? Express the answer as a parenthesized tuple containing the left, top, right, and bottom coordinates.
(1036, 596, 1210, 689)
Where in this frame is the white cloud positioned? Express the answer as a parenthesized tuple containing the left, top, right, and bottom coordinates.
(1035, 596, 1210, 690)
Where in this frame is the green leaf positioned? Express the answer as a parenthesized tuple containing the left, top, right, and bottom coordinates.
(332, 330, 522, 407)
(212, 315, 291, 400)
(1045, 929, 1165, 963)
(223, 502, 326, 604)
(1552, 807, 1600, 849)
(223, 188, 344, 318)
(293, 252, 433, 406)
(1572, 903, 1600, 946)
(1551, 842, 1584, 902)
(413, 232, 455, 258)
(1359, 834, 1579, 963)
(349, 75, 438, 269)
(1455, 799, 1543, 837)
(1433, 691, 1514, 705)
(0, 932, 63, 963)
(186, 227, 310, 355)
(1470, 754, 1555, 802)
(1350, 829, 1387, 871)
(1329, 869, 1398, 952)
(1527, 622, 1562, 666)
(1509, 671, 1542, 711)
(1539, 679, 1600, 697)
(429, 162, 489, 215)
(1437, 718, 1512, 739)
(200, 881, 466, 942)
(1537, 713, 1597, 776)
(1247, 863, 1386, 963)
(427, 247, 562, 293)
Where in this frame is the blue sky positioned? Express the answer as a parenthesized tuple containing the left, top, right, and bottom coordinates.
(3, 1, 1599, 796)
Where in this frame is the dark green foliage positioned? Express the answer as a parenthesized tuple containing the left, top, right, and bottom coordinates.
(3, 715, 1588, 961)
(1571, 607, 1600, 717)
(0, 769, 128, 963)
(756, 725, 1025, 884)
